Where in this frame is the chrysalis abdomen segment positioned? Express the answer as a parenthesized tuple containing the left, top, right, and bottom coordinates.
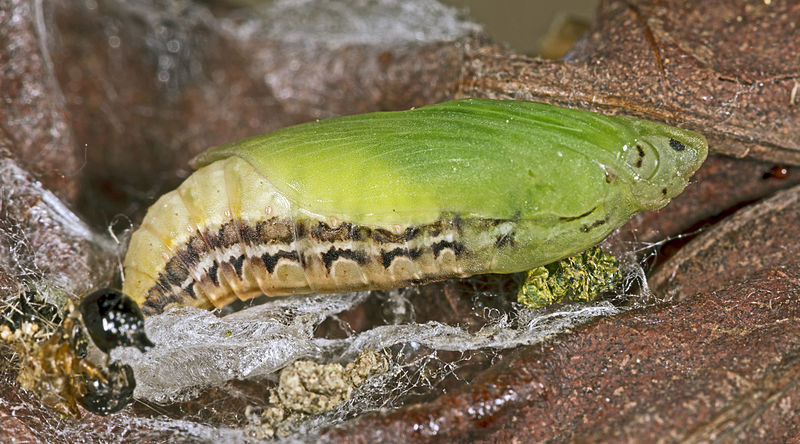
(125, 157, 491, 314)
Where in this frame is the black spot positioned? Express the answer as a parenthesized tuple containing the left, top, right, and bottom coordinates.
(662, 187, 668, 195)
(635, 144, 645, 168)
(164, 260, 189, 286)
(381, 247, 423, 268)
(350, 225, 369, 241)
(432, 240, 465, 258)
(453, 214, 463, 233)
(142, 288, 172, 316)
(177, 240, 201, 268)
(231, 254, 246, 278)
(321, 247, 368, 270)
(183, 283, 197, 299)
(425, 221, 444, 237)
(79, 288, 154, 354)
(294, 222, 306, 238)
(495, 233, 515, 249)
(239, 224, 259, 244)
(204, 232, 222, 251)
(261, 251, 300, 274)
(580, 218, 608, 233)
(208, 261, 220, 286)
(669, 138, 686, 151)
(158, 264, 192, 298)
(404, 226, 421, 240)
(141, 285, 184, 316)
(156, 275, 173, 294)
(154, 276, 173, 297)
(141, 300, 162, 316)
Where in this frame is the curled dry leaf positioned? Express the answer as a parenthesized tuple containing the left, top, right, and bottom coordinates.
(650, 182, 800, 301)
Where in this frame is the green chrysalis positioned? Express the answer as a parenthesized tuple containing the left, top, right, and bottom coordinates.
(122, 98, 707, 314)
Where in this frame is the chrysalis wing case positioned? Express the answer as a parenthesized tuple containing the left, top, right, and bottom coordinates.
(123, 99, 707, 314)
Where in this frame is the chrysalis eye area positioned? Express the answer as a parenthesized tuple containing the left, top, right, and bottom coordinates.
(621, 140, 659, 180)
(669, 138, 687, 151)
(79, 288, 154, 354)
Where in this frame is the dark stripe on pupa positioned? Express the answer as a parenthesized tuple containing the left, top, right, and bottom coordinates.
(321, 247, 368, 270)
(381, 247, 423, 268)
(262, 251, 300, 274)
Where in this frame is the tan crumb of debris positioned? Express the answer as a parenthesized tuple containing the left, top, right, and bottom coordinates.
(247, 349, 388, 439)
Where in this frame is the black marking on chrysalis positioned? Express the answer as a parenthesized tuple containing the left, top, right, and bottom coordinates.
(669, 138, 686, 151)
(431, 240, 465, 258)
(580, 218, 608, 233)
(208, 261, 220, 286)
(495, 233, 516, 249)
(381, 247, 423, 268)
(177, 239, 201, 269)
(453, 214, 464, 233)
(262, 250, 300, 273)
(635, 144, 645, 168)
(321, 247, 369, 270)
(183, 283, 197, 299)
(231, 255, 246, 278)
(294, 221, 306, 238)
(164, 260, 189, 286)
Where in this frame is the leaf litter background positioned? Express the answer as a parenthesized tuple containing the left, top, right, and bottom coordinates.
(1, 0, 800, 442)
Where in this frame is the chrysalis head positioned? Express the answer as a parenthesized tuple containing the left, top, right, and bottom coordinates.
(614, 119, 707, 210)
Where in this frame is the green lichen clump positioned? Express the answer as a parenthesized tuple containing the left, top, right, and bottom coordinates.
(517, 246, 621, 309)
